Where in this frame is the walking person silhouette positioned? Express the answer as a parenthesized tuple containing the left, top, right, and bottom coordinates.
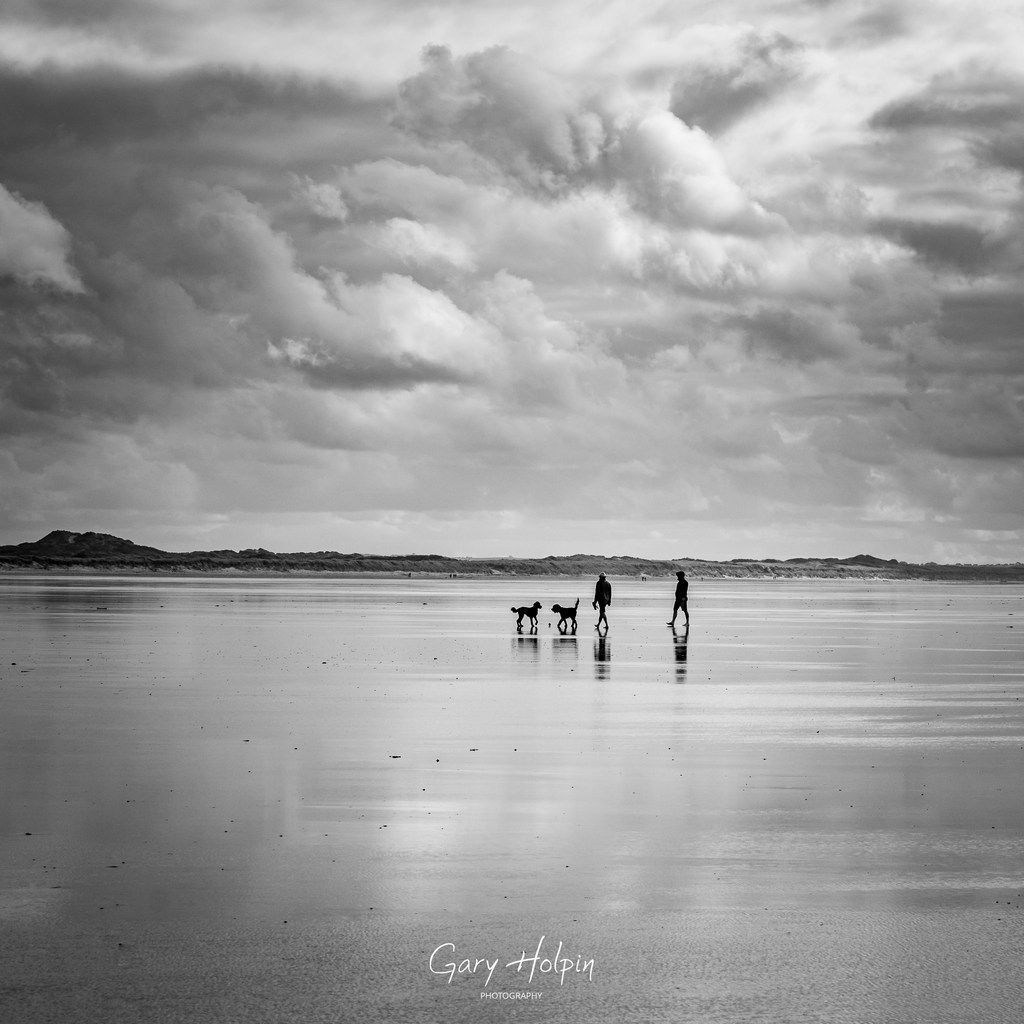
(593, 572, 611, 632)
(667, 570, 689, 628)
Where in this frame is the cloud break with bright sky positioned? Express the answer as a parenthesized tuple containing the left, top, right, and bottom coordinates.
(1, 0, 1023, 561)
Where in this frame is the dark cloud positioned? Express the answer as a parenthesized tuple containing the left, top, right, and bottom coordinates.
(869, 70, 1024, 131)
(0, 64, 374, 150)
(5, 0, 233, 58)
(7, 0, 143, 29)
(874, 217, 992, 274)
(776, 391, 908, 417)
(669, 32, 803, 134)
(837, 4, 908, 45)
(906, 386, 1024, 460)
(774, 384, 1024, 465)
(274, 348, 470, 391)
(0, 64, 392, 270)
(938, 291, 1024, 359)
(981, 131, 1024, 173)
(733, 306, 855, 363)
(0, 260, 250, 428)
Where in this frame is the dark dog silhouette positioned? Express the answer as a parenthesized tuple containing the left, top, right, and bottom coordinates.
(512, 601, 542, 631)
(551, 598, 579, 633)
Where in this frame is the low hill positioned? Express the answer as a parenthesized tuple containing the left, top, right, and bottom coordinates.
(1, 530, 1022, 581)
(9, 530, 167, 558)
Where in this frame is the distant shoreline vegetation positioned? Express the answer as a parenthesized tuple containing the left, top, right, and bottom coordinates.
(1, 531, 1022, 582)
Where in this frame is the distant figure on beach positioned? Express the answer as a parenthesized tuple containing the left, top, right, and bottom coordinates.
(593, 573, 611, 631)
(667, 570, 689, 627)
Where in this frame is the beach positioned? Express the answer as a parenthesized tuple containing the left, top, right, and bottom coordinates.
(2, 576, 1023, 1022)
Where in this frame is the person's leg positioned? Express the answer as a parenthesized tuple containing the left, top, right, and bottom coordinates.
(667, 599, 679, 625)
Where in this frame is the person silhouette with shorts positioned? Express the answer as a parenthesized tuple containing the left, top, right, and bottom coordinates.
(593, 572, 611, 631)
(667, 570, 689, 628)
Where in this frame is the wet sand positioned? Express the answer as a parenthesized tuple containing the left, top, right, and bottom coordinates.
(1, 577, 1023, 1022)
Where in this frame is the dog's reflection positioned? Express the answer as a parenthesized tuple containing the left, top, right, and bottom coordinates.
(672, 625, 689, 684)
(551, 635, 578, 663)
(512, 634, 540, 660)
(593, 636, 611, 680)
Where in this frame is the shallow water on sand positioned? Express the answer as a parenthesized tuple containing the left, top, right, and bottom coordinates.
(2, 576, 1023, 1021)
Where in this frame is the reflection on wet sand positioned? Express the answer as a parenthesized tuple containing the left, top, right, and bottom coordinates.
(511, 634, 539, 660)
(672, 625, 688, 684)
(1, 577, 1023, 1024)
(551, 635, 578, 663)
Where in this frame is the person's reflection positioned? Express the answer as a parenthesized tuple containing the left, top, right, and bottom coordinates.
(593, 635, 611, 681)
(672, 625, 689, 684)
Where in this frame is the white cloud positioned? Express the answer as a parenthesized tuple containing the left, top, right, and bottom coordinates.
(292, 177, 349, 222)
(361, 217, 476, 271)
(0, 183, 82, 291)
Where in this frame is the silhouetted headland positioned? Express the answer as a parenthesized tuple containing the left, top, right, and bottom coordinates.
(1, 530, 1022, 581)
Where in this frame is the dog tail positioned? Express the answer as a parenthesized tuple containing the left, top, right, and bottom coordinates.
(574, 598, 579, 610)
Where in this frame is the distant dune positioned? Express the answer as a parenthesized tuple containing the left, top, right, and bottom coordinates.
(1, 530, 1022, 581)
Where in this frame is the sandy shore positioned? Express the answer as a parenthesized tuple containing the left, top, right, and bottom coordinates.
(4, 909, 1023, 1023)
(2, 577, 1023, 1022)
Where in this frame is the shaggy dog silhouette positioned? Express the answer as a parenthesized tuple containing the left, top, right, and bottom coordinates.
(551, 598, 579, 633)
(512, 601, 542, 630)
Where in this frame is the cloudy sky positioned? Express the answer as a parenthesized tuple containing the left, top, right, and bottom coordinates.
(1, 1, 1022, 561)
